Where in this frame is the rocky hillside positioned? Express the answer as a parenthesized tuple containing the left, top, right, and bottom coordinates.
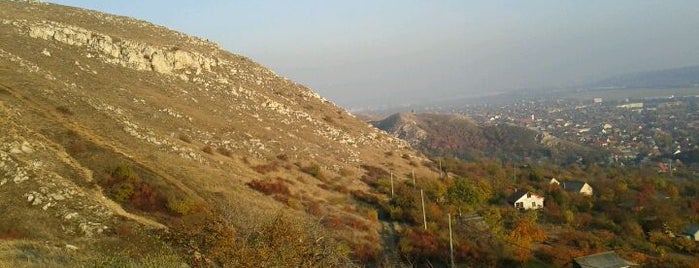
(372, 113, 608, 164)
(0, 1, 437, 266)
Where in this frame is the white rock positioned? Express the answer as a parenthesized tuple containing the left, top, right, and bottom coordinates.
(9, 147, 22, 154)
(41, 48, 51, 57)
(150, 52, 171, 74)
(21, 142, 33, 153)
(65, 244, 79, 251)
(49, 193, 65, 201)
(32, 196, 42, 206)
(64, 212, 79, 220)
(13, 175, 28, 184)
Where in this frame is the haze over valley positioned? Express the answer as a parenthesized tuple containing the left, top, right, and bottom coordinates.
(47, 0, 699, 110)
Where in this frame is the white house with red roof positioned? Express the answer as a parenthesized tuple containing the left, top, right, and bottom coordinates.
(507, 190, 544, 210)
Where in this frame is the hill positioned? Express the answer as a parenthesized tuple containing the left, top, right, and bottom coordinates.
(371, 113, 608, 164)
(0, 1, 438, 266)
(590, 65, 699, 90)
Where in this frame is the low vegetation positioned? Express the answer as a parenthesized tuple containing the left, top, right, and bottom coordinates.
(364, 156, 699, 267)
(300, 163, 323, 179)
(100, 164, 164, 212)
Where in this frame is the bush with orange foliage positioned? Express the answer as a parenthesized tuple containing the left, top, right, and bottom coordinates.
(398, 228, 447, 265)
(353, 243, 381, 263)
(202, 145, 214, 154)
(216, 147, 233, 157)
(0, 226, 26, 240)
(253, 162, 279, 174)
(100, 164, 164, 212)
(505, 217, 547, 263)
(247, 178, 290, 197)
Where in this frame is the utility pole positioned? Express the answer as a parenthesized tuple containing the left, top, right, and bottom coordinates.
(669, 161, 673, 176)
(412, 168, 416, 185)
(439, 159, 443, 179)
(448, 213, 455, 268)
(421, 189, 427, 230)
(390, 171, 394, 198)
(513, 162, 517, 182)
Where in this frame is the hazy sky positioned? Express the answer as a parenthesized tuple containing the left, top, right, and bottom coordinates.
(48, 1, 699, 109)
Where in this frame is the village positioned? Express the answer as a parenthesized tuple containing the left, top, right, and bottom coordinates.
(461, 95, 699, 170)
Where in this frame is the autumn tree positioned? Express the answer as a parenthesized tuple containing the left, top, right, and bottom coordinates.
(504, 215, 547, 263)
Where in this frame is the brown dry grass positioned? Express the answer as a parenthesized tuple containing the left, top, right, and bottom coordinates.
(0, 1, 441, 266)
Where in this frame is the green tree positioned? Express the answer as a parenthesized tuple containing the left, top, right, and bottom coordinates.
(447, 178, 491, 210)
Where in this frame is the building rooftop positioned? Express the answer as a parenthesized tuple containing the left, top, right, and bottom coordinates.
(573, 251, 636, 268)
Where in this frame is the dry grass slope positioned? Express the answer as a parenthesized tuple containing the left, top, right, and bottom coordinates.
(0, 1, 438, 266)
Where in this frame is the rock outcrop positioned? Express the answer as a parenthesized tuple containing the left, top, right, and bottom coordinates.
(26, 20, 217, 76)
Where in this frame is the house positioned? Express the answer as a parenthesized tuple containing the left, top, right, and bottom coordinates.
(549, 178, 560, 185)
(683, 225, 699, 241)
(507, 190, 544, 210)
(550, 180, 594, 196)
(573, 251, 636, 268)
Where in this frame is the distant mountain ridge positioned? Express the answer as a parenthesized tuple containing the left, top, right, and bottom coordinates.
(590, 65, 699, 90)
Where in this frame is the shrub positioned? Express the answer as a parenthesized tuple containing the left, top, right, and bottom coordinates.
(56, 106, 73, 115)
(305, 201, 323, 216)
(398, 228, 445, 263)
(166, 196, 201, 216)
(111, 164, 138, 181)
(68, 140, 86, 154)
(353, 243, 380, 263)
(286, 198, 303, 210)
(113, 223, 133, 237)
(300, 164, 323, 179)
(0, 226, 27, 240)
(350, 190, 381, 206)
(338, 167, 355, 177)
(253, 162, 279, 174)
(361, 165, 389, 180)
(247, 178, 291, 196)
(216, 147, 233, 157)
(365, 209, 379, 222)
(178, 134, 192, 143)
(332, 184, 349, 194)
(112, 182, 135, 203)
(202, 145, 214, 154)
(100, 164, 163, 212)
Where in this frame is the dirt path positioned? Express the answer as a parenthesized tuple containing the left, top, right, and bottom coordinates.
(378, 209, 400, 264)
